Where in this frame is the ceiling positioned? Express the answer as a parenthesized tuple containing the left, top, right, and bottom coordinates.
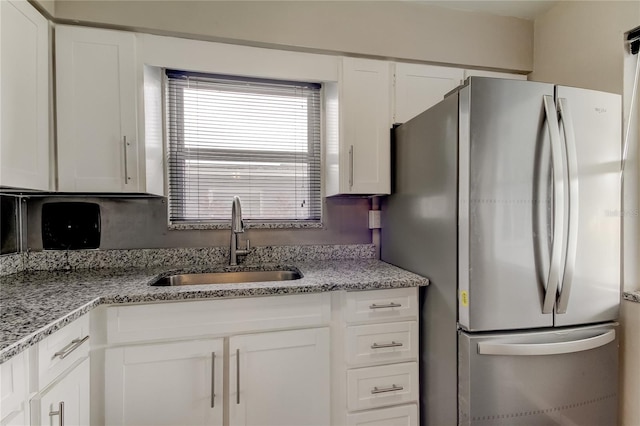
(420, 1, 560, 20)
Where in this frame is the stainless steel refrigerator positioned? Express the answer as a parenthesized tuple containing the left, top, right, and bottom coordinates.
(381, 77, 621, 426)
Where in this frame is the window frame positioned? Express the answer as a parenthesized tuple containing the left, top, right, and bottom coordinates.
(164, 70, 324, 229)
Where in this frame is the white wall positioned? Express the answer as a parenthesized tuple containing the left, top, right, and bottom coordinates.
(50, 0, 533, 73)
(532, 3, 640, 425)
(531, 1, 638, 94)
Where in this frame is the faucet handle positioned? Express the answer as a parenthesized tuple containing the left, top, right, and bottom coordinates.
(245, 239, 251, 251)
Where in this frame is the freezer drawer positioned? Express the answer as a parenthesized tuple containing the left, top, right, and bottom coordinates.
(458, 323, 618, 426)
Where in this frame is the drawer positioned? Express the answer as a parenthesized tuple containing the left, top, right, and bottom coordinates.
(347, 362, 418, 411)
(38, 315, 90, 388)
(0, 351, 27, 421)
(107, 292, 331, 344)
(346, 404, 418, 426)
(345, 288, 418, 324)
(346, 321, 418, 366)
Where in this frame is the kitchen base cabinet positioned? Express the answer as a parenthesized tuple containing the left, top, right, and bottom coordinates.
(105, 339, 224, 426)
(101, 293, 332, 426)
(332, 288, 420, 426)
(31, 358, 90, 426)
(229, 328, 330, 426)
(346, 405, 418, 426)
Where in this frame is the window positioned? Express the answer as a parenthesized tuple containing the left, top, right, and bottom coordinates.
(165, 70, 322, 226)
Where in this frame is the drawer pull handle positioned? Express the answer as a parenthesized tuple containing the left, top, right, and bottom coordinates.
(369, 303, 402, 309)
(371, 341, 404, 349)
(371, 384, 404, 395)
(53, 335, 89, 360)
(49, 401, 64, 426)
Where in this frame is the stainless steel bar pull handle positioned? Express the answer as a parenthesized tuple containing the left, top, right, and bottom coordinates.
(478, 330, 615, 356)
(542, 95, 565, 314)
(53, 335, 89, 360)
(236, 348, 240, 405)
(371, 341, 403, 349)
(369, 302, 402, 309)
(210, 352, 216, 408)
(371, 384, 404, 394)
(49, 401, 64, 426)
(349, 145, 354, 188)
(123, 136, 130, 182)
(556, 98, 579, 314)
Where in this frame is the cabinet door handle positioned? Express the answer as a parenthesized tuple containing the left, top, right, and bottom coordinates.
(123, 136, 130, 182)
(371, 341, 403, 349)
(210, 352, 216, 408)
(369, 302, 402, 309)
(371, 384, 404, 395)
(348, 145, 354, 189)
(49, 401, 64, 426)
(53, 335, 89, 360)
(236, 348, 240, 405)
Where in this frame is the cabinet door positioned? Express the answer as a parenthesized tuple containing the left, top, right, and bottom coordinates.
(229, 328, 330, 426)
(463, 69, 527, 80)
(33, 357, 90, 426)
(56, 25, 139, 192)
(0, 0, 50, 191)
(338, 57, 391, 195)
(105, 339, 223, 426)
(394, 63, 463, 124)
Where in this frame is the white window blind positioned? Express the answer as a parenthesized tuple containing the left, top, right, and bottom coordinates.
(166, 70, 322, 224)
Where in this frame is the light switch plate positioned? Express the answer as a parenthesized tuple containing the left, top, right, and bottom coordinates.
(368, 210, 381, 229)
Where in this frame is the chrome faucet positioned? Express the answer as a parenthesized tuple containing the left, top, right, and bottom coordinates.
(230, 196, 250, 266)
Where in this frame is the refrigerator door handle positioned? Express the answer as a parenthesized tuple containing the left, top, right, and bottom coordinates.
(542, 95, 565, 314)
(477, 329, 615, 356)
(556, 98, 579, 314)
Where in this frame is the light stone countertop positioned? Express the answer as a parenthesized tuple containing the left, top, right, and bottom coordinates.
(623, 290, 640, 303)
(0, 259, 429, 363)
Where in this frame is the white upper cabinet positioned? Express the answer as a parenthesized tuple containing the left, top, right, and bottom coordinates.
(56, 25, 148, 193)
(393, 63, 464, 124)
(326, 57, 392, 196)
(0, 0, 50, 191)
(463, 69, 527, 80)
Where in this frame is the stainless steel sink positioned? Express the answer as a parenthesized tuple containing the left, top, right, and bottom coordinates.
(151, 270, 302, 286)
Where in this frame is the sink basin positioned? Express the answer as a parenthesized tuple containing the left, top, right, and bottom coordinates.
(151, 270, 302, 286)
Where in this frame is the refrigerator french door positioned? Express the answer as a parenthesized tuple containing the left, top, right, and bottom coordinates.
(457, 78, 621, 332)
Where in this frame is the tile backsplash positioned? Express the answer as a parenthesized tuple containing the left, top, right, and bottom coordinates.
(0, 244, 376, 276)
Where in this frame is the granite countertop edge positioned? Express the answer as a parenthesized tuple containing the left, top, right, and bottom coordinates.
(623, 290, 640, 303)
(0, 259, 429, 364)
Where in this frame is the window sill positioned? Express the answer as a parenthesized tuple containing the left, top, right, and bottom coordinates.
(168, 221, 324, 231)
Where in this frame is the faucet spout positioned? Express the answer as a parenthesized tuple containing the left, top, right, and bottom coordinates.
(231, 196, 244, 234)
(230, 196, 250, 266)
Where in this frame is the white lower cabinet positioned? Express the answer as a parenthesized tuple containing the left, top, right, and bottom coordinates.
(229, 328, 330, 426)
(105, 339, 224, 426)
(101, 293, 332, 426)
(28, 315, 91, 426)
(104, 328, 330, 426)
(346, 404, 418, 426)
(1, 352, 28, 425)
(32, 357, 90, 426)
(334, 288, 420, 425)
